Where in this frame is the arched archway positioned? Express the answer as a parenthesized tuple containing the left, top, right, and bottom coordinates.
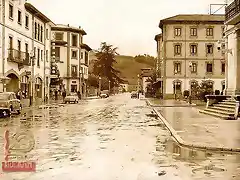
(6, 73, 20, 93)
(35, 77, 42, 98)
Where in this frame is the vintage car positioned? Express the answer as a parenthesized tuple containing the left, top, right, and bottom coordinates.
(64, 93, 79, 104)
(0, 92, 22, 117)
(100, 90, 109, 98)
(131, 91, 138, 98)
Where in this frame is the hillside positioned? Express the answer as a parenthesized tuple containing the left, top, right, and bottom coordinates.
(114, 55, 155, 84)
(89, 52, 155, 85)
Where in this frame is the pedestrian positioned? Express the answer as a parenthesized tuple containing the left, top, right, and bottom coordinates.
(16, 90, 21, 100)
(55, 90, 58, 100)
(77, 91, 81, 100)
(62, 90, 66, 101)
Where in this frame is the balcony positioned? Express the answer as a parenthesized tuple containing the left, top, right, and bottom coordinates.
(225, 0, 240, 25)
(7, 49, 30, 66)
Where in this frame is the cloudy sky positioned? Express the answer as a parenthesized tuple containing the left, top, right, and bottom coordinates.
(27, 0, 226, 56)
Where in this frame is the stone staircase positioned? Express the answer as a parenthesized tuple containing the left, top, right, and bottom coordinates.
(199, 97, 239, 120)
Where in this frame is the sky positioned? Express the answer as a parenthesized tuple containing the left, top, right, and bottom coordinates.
(27, 0, 226, 56)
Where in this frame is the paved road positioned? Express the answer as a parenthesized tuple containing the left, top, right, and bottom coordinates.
(0, 93, 239, 179)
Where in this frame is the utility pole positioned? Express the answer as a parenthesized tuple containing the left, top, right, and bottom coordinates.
(2, 0, 6, 92)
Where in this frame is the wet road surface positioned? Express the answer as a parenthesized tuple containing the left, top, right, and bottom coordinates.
(0, 93, 239, 180)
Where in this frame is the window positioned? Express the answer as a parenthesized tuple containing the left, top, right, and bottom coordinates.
(174, 44, 181, 55)
(71, 65, 78, 77)
(37, 49, 40, 67)
(222, 27, 225, 37)
(25, 43, 28, 53)
(206, 63, 213, 73)
(40, 26, 43, 42)
(41, 50, 43, 61)
(38, 24, 40, 40)
(17, 40, 21, 51)
(72, 34, 77, 46)
(35, 22, 37, 39)
(190, 44, 197, 55)
(55, 47, 60, 61)
(9, 36, 13, 49)
(174, 62, 181, 74)
(85, 52, 88, 64)
(9, 4, 13, 19)
(18, 10, 22, 24)
(34, 47, 36, 57)
(191, 62, 197, 73)
(46, 29, 49, 39)
(81, 52, 83, 59)
(206, 44, 213, 54)
(174, 28, 181, 36)
(206, 28, 213, 36)
(190, 28, 197, 36)
(25, 15, 29, 28)
(72, 50, 77, 59)
(46, 50, 48, 62)
(221, 63, 225, 74)
(55, 33, 63, 41)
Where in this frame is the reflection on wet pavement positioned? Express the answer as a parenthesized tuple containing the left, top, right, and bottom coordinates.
(0, 94, 239, 179)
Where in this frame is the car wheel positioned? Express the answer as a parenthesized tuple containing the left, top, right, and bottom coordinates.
(17, 105, 22, 115)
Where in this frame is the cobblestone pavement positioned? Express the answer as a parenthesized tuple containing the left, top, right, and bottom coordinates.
(0, 94, 239, 179)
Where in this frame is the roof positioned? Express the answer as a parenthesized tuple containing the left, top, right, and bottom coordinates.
(154, 34, 162, 41)
(52, 24, 87, 35)
(159, 14, 225, 28)
(80, 44, 92, 51)
(25, 3, 55, 25)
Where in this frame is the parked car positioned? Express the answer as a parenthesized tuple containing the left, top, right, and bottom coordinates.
(0, 92, 22, 117)
(100, 90, 109, 98)
(131, 91, 138, 98)
(64, 93, 79, 104)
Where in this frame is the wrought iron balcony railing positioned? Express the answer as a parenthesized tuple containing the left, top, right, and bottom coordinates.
(7, 49, 30, 66)
(225, 0, 240, 24)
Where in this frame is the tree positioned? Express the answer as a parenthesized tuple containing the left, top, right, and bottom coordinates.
(93, 42, 124, 89)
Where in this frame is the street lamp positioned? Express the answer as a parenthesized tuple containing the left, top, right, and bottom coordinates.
(137, 74, 140, 98)
(108, 80, 111, 93)
(99, 76, 101, 96)
(29, 51, 35, 106)
(189, 62, 192, 104)
(174, 70, 177, 100)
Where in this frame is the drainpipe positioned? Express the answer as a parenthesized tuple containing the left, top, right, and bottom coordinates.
(30, 14, 35, 106)
(2, 0, 6, 92)
(43, 23, 46, 102)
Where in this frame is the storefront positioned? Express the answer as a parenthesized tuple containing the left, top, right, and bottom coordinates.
(21, 75, 30, 98)
(35, 77, 42, 98)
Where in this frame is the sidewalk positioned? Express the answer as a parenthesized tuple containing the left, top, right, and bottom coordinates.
(147, 99, 240, 152)
(147, 98, 196, 107)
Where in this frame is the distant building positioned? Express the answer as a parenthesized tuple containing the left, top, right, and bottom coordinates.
(119, 83, 128, 92)
(51, 24, 91, 97)
(141, 68, 152, 93)
(155, 14, 225, 98)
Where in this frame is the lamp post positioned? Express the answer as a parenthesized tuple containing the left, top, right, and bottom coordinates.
(137, 74, 140, 98)
(29, 51, 35, 106)
(99, 76, 101, 96)
(189, 62, 192, 104)
(174, 70, 177, 100)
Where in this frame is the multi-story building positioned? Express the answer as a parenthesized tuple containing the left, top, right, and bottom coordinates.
(51, 24, 91, 97)
(155, 14, 226, 98)
(224, 0, 240, 95)
(0, 0, 54, 102)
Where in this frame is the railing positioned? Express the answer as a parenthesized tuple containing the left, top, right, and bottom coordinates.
(7, 49, 30, 66)
(225, 0, 240, 22)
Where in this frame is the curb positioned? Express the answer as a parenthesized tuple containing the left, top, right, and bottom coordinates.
(146, 100, 240, 153)
(146, 99, 197, 107)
